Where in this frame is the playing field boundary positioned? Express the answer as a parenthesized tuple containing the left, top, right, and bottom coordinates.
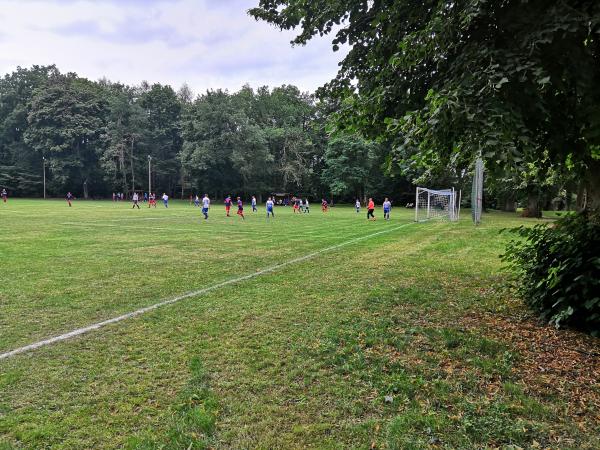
(0, 222, 414, 361)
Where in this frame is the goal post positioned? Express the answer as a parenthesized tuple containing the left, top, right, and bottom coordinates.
(415, 187, 460, 222)
(471, 158, 484, 225)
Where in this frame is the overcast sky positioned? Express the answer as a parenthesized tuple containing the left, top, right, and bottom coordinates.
(0, 0, 346, 95)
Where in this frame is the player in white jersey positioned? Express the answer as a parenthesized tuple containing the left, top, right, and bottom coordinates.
(202, 194, 210, 220)
(383, 198, 392, 220)
(132, 192, 140, 209)
(266, 197, 275, 219)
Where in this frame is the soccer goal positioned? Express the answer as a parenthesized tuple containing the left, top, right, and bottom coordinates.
(415, 187, 460, 222)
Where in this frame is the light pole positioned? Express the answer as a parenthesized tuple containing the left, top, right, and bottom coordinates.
(42, 156, 46, 199)
(147, 155, 152, 195)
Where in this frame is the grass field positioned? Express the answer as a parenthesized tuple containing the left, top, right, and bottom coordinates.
(0, 199, 598, 449)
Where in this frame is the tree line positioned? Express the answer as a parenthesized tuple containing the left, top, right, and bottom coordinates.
(0, 63, 582, 212)
(0, 65, 412, 203)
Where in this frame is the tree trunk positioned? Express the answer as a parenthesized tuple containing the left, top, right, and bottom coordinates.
(522, 188, 541, 218)
(83, 180, 89, 199)
(565, 190, 572, 211)
(576, 180, 587, 211)
(585, 160, 600, 212)
(501, 195, 516, 212)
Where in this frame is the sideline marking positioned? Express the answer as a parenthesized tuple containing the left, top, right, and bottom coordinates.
(0, 222, 414, 361)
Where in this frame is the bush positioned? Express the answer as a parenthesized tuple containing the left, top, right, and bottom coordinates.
(502, 211, 600, 335)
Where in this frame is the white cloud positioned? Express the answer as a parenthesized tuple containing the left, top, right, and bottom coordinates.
(0, 0, 348, 94)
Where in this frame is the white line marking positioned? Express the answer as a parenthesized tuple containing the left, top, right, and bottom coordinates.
(0, 222, 413, 361)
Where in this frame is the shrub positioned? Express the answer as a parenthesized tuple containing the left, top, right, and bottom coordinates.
(502, 211, 600, 335)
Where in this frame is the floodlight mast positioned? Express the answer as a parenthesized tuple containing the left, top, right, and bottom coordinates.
(42, 156, 46, 199)
(147, 155, 152, 195)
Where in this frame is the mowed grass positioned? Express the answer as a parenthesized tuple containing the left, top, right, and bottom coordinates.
(0, 199, 598, 449)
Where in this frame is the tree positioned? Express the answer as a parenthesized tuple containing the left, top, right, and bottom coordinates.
(177, 83, 194, 104)
(180, 90, 243, 197)
(100, 82, 149, 195)
(181, 85, 327, 199)
(138, 84, 182, 195)
(0, 65, 58, 195)
(249, 1, 600, 210)
(321, 134, 379, 201)
(23, 73, 108, 198)
(254, 85, 319, 193)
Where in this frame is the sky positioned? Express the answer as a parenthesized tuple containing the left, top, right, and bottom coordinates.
(0, 0, 347, 96)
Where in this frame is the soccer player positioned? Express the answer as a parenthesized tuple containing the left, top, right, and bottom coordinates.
(132, 192, 140, 209)
(355, 198, 361, 213)
(321, 198, 328, 213)
(144, 192, 148, 203)
(194, 195, 200, 207)
(304, 198, 310, 213)
(224, 195, 232, 217)
(266, 197, 275, 219)
(66, 192, 74, 207)
(149, 193, 156, 208)
(1, 188, 7, 203)
(236, 196, 245, 220)
(367, 198, 376, 220)
(383, 198, 391, 220)
(202, 194, 210, 220)
(162, 193, 169, 208)
(251, 195, 257, 212)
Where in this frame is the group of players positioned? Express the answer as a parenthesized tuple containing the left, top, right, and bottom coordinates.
(183, 194, 393, 221)
(1, 188, 394, 221)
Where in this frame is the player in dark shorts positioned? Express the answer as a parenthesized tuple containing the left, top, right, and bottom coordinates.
(1, 189, 7, 203)
(367, 198, 376, 220)
(132, 192, 140, 209)
(321, 198, 328, 213)
(66, 192, 73, 207)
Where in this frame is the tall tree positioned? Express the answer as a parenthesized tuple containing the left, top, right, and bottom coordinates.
(100, 82, 149, 195)
(23, 73, 108, 198)
(180, 90, 242, 197)
(321, 134, 379, 201)
(0, 65, 58, 195)
(138, 84, 182, 195)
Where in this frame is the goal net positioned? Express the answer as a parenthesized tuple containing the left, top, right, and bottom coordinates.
(415, 187, 459, 222)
